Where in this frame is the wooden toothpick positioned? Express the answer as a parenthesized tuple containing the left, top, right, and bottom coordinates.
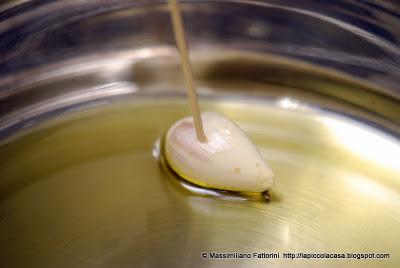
(169, 0, 207, 142)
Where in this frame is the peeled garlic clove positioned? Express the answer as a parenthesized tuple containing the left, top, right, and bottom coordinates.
(165, 112, 274, 192)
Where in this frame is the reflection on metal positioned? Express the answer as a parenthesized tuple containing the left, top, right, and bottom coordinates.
(321, 116, 400, 172)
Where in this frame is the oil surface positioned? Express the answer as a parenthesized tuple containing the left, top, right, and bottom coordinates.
(0, 98, 399, 267)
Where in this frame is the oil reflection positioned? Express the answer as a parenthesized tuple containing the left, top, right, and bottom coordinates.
(347, 174, 397, 203)
(320, 116, 400, 172)
(277, 97, 311, 112)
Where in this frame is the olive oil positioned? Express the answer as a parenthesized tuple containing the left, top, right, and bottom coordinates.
(0, 98, 399, 267)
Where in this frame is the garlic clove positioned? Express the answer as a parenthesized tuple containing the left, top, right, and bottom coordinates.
(165, 112, 274, 193)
